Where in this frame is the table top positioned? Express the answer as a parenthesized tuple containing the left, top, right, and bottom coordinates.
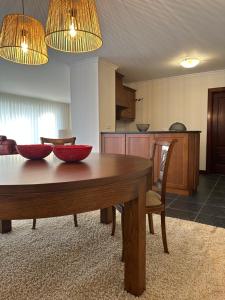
(0, 153, 152, 193)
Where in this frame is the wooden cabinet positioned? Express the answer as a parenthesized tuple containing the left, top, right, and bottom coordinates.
(101, 134, 126, 155)
(116, 72, 136, 121)
(101, 132, 200, 195)
(153, 133, 200, 194)
(116, 73, 128, 108)
(119, 87, 136, 120)
(126, 134, 150, 158)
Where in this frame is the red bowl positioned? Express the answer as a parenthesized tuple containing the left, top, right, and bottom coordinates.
(16, 144, 53, 160)
(53, 145, 92, 162)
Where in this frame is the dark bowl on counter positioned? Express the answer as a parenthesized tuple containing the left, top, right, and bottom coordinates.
(136, 123, 150, 132)
(169, 122, 187, 131)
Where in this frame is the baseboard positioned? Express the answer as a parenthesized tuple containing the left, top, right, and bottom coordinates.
(199, 170, 207, 174)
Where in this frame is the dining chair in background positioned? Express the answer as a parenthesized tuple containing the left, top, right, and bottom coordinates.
(111, 140, 176, 260)
(40, 137, 76, 146)
(32, 136, 77, 230)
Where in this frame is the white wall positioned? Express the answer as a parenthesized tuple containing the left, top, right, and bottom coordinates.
(0, 59, 71, 103)
(70, 58, 117, 152)
(70, 58, 100, 152)
(99, 59, 117, 132)
(126, 69, 225, 170)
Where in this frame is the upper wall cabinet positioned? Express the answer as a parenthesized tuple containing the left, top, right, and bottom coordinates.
(119, 86, 136, 120)
(116, 72, 136, 121)
(116, 72, 127, 107)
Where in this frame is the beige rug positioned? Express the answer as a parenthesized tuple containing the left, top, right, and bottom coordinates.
(0, 212, 225, 300)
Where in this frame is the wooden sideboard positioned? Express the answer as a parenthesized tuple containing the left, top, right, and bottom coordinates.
(101, 131, 201, 195)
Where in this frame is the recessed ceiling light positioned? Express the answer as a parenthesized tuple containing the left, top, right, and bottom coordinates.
(180, 58, 200, 69)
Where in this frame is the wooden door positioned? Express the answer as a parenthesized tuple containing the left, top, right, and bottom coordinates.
(207, 88, 225, 174)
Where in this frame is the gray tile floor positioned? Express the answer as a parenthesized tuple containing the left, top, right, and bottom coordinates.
(165, 174, 225, 228)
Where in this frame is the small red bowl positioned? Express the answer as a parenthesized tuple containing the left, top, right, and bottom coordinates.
(53, 145, 92, 162)
(16, 144, 53, 160)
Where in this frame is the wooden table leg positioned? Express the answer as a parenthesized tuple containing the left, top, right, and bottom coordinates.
(124, 178, 146, 296)
(0, 220, 12, 234)
(100, 207, 112, 224)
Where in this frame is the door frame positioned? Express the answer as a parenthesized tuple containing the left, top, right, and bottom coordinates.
(206, 87, 225, 173)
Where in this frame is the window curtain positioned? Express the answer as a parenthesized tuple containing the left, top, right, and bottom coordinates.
(0, 93, 71, 144)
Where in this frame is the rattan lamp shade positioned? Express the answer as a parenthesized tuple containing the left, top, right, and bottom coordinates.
(45, 0, 103, 53)
(0, 14, 48, 65)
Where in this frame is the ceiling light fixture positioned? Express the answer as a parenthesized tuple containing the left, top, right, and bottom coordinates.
(45, 0, 103, 53)
(0, 0, 48, 65)
(180, 58, 200, 69)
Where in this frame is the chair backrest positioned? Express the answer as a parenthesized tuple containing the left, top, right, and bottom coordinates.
(150, 142, 157, 184)
(152, 140, 176, 203)
(40, 137, 76, 145)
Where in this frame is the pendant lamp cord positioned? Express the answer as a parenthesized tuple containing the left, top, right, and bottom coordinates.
(21, 0, 25, 35)
(22, 0, 25, 15)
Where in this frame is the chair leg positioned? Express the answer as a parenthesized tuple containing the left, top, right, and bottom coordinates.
(111, 206, 116, 236)
(121, 213, 125, 262)
(148, 213, 154, 234)
(32, 219, 36, 230)
(73, 214, 78, 227)
(161, 211, 169, 254)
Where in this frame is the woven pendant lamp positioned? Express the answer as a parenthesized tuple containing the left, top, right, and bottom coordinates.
(0, 1, 48, 65)
(45, 0, 103, 53)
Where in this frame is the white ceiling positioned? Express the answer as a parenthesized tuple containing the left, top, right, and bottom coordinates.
(1, 0, 225, 82)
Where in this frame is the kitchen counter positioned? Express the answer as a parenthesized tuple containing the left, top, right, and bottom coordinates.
(101, 131, 201, 195)
(101, 131, 201, 134)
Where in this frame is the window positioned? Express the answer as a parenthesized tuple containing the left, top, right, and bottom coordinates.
(0, 93, 71, 144)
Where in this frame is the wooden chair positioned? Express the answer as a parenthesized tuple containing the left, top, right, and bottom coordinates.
(111, 140, 176, 260)
(32, 136, 77, 230)
(40, 137, 76, 145)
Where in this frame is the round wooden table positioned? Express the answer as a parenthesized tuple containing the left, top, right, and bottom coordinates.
(0, 153, 152, 296)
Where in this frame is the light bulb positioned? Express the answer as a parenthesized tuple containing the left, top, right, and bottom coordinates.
(180, 58, 200, 69)
(21, 37, 28, 54)
(69, 22, 77, 37)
